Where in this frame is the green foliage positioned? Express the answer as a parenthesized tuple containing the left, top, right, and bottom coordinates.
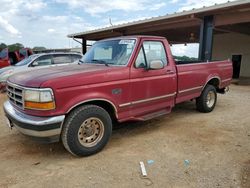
(7, 43, 24, 52)
(1, 42, 46, 58)
(33, 46, 46, 51)
(173, 55, 198, 61)
(0, 43, 7, 51)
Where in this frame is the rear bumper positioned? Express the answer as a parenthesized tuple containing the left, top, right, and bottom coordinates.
(3, 101, 65, 143)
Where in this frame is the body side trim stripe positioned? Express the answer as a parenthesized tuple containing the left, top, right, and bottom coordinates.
(178, 86, 203, 94)
(119, 92, 176, 107)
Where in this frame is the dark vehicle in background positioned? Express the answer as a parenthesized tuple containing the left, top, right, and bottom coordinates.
(0, 48, 33, 69)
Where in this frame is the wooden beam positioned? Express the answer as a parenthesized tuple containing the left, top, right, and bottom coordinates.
(213, 27, 231, 33)
(215, 24, 250, 36)
(126, 18, 200, 32)
(125, 20, 200, 35)
(215, 10, 250, 26)
(84, 17, 201, 40)
(86, 31, 122, 40)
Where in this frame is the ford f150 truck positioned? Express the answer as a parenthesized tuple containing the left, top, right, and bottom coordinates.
(3, 36, 232, 156)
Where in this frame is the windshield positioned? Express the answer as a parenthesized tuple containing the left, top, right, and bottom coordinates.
(82, 39, 136, 66)
(15, 54, 39, 66)
(0, 49, 8, 59)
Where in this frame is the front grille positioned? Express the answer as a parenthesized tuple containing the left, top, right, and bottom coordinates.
(7, 83, 24, 108)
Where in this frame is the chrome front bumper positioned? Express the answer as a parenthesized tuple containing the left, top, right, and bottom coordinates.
(3, 101, 65, 143)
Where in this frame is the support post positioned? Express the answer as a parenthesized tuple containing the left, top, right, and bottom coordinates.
(198, 16, 214, 61)
(82, 39, 87, 55)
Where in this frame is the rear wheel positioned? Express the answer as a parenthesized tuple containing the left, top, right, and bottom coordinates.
(61, 105, 112, 156)
(196, 85, 217, 113)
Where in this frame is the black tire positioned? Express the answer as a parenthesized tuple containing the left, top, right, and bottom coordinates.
(196, 85, 217, 113)
(61, 105, 112, 156)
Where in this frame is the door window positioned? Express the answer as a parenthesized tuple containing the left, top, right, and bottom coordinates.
(135, 41, 167, 68)
(53, 54, 72, 64)
(32, 55, 52, 66)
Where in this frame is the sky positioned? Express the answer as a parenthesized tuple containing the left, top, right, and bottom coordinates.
(0, 0, 237, 57)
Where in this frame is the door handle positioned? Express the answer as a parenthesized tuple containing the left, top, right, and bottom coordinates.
(166, 70, 175, 74)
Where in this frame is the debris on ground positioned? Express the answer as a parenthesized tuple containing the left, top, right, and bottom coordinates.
(32, 162, 40, 166)
(147, 160, 154, 165)
(139, 161, 147, 177)
(184, 159, 190, 166)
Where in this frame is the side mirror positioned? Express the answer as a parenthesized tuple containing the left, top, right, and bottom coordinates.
(149, 60, 164, 70)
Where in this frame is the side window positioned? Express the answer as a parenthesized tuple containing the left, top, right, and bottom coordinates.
(135, 48, 146, 68)
(134, 41, 168, 69)
(143, 41, 168, 65)
(53, 54, 72, 64)
(32, 55, 52, 66)
(71, 54, 82, 62)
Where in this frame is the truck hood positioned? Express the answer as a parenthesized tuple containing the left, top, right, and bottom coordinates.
(8, 64, 129, 88)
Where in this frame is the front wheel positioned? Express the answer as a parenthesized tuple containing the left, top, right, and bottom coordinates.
(61, 105, 112, 156)
(196, 85, 217, 113)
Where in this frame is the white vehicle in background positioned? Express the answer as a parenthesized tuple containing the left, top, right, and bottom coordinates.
(0, 52, 83, 91)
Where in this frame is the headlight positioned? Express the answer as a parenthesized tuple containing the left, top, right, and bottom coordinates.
(24, 89, 55, 110)
(40, 91, 53, 102)
(24, 90, 40, 102)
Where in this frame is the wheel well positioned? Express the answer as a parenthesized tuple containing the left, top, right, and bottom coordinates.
(68, 100, 117, 122)
(207, 78, 220, 89)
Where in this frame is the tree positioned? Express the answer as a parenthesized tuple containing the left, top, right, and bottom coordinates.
(33, 46, 46, 51)
(8, 43, 24, 52)
(0, 43, 7, 51)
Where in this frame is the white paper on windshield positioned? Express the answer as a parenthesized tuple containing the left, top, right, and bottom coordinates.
(119, 40, 135, 45)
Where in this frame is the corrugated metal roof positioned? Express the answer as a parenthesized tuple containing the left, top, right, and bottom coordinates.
(68, 0, 250, 38)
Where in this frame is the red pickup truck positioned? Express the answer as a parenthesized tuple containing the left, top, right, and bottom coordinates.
(3, 36, 232, 156)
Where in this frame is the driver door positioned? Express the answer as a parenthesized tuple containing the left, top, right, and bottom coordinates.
(129, 40, 177, 117)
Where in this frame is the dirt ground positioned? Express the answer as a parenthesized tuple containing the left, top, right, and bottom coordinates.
(0, 84, 249, 188)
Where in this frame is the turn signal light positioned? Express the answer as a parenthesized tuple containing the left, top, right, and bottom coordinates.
(24, 101, 55, 110)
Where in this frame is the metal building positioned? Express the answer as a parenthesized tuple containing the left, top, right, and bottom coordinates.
(68, 0, 250, 82)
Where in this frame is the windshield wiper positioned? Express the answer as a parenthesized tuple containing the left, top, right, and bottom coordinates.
(91, 59, 109, 66)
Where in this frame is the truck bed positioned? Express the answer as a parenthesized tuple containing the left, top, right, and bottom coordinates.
(175, 60, 232, 104)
